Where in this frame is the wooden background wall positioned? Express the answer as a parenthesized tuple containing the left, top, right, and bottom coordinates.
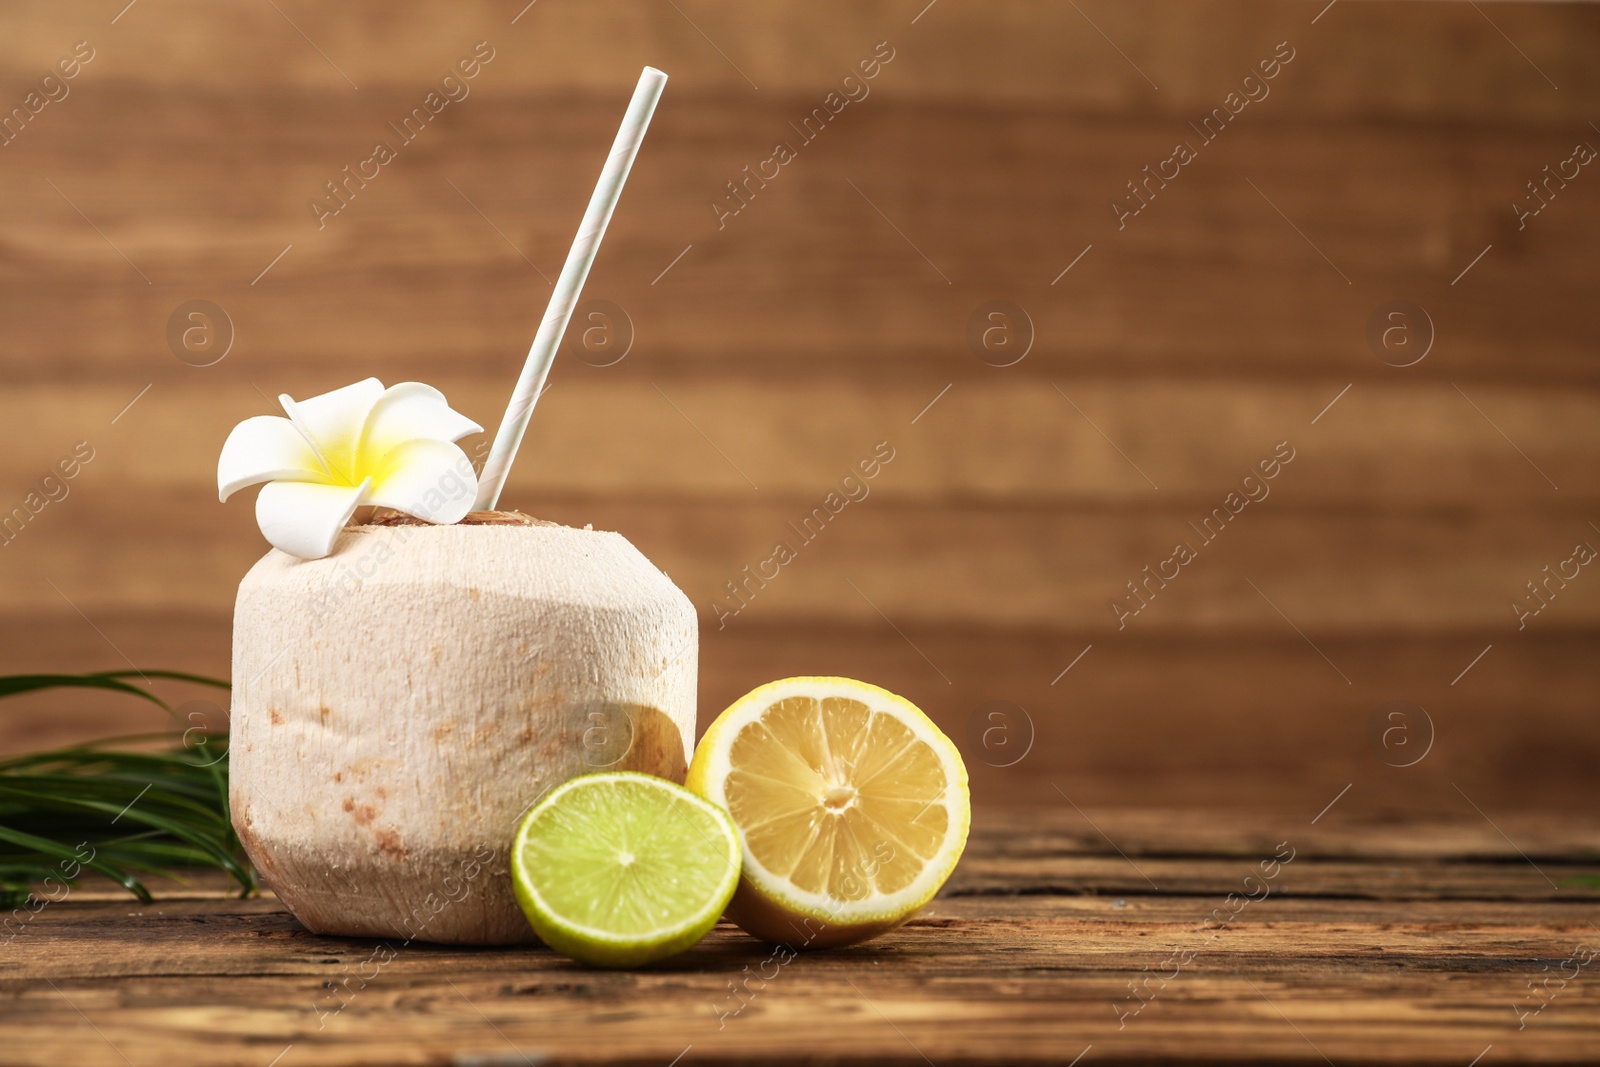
(0, 0, 1595, 817)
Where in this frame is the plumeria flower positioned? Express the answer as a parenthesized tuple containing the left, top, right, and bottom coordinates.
(219, 378, 482, 560)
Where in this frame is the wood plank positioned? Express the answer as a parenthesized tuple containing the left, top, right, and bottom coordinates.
(5, 491, 1599, 632)
(4, 380, 1599, 506)
(4, 95, 1597, 382)
(0, 617, 1594, 814)
(26, 805, 1600, 887)
(11, 894, 1600, 975)
(2, 0, 1595, 118)
(28, 880, 1600, 931)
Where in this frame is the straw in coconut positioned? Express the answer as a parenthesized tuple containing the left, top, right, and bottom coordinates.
(474, 66, 668, 510)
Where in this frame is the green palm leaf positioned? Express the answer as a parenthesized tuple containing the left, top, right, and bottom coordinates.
(0, 671, 253, 909)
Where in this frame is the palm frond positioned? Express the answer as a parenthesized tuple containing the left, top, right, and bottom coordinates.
(0, 671, 253, 908)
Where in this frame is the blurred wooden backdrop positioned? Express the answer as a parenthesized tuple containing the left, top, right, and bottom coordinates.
(0, 0, 1595, 816)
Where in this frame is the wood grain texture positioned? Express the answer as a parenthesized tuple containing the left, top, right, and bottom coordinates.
(0, 0, 1596, 814)
(2, 808, 1597, 1065)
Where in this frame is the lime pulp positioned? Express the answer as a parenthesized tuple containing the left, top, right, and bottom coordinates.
(510, 771, 741, 967)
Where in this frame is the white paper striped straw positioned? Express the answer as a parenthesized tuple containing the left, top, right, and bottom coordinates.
(474, 66, 668, 510)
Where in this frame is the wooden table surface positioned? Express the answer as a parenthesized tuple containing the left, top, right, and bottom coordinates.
(5, 807, 1597, 1066)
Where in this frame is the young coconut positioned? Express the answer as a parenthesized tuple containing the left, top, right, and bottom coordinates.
(229, 512, 697, 944)
(223, 68, 677, 945)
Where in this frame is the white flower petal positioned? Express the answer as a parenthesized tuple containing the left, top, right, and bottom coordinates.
(278, 378, 385, 484)
(218, 416, 328, 502)
(224, 378, 480, 559)
(365, 439, 478, 525)
(358, 382, 482, 472)
(255, 478, 371, 560)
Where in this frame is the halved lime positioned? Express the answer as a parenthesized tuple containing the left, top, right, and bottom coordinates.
(510, 771, 741, 967)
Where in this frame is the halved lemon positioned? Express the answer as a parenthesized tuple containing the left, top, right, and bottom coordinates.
(686, 677, 969, 948)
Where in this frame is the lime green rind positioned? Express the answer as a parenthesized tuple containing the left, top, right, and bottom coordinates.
(510, 771, 741, 968)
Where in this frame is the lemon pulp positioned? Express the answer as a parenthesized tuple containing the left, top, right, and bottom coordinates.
(688, 677, 969, 946)
(727, 694, 951, 900)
